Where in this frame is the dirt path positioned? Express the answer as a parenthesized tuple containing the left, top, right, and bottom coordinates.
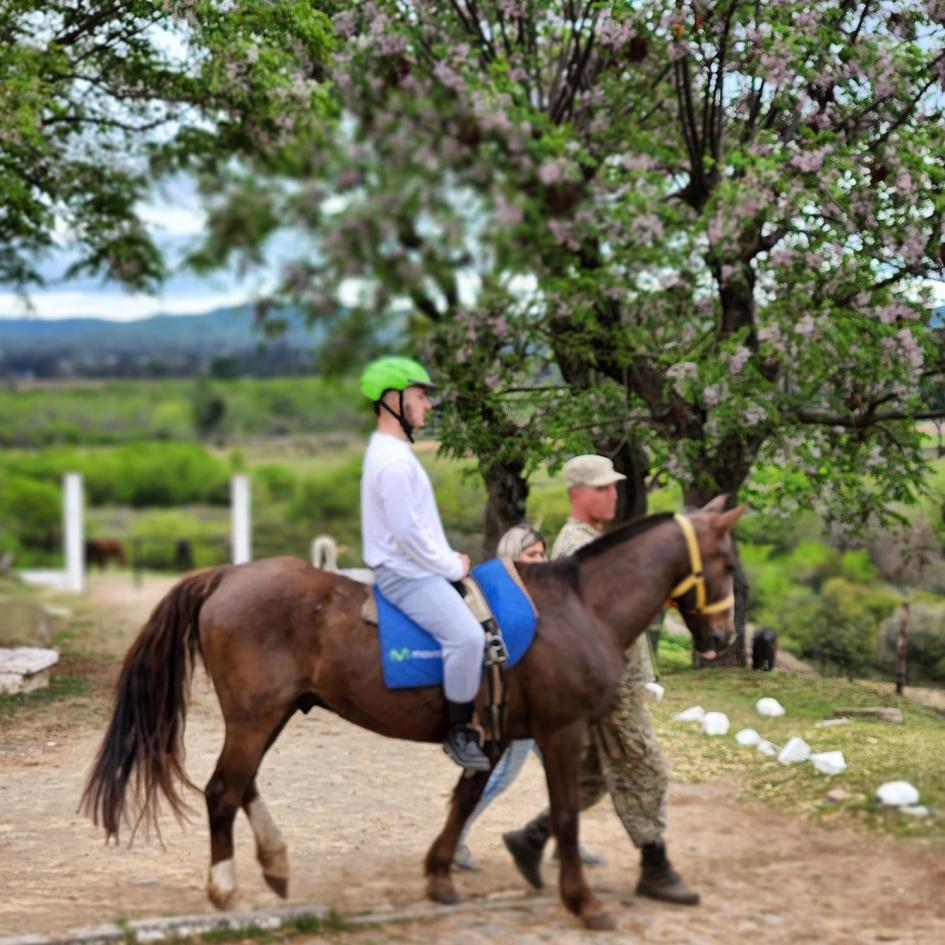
(1, 576, 943, 942)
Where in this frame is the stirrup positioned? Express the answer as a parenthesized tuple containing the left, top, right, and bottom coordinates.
(443, 728, 490, 771)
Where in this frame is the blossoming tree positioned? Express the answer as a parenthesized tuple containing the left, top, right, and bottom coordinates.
(196, 1, 945, 663)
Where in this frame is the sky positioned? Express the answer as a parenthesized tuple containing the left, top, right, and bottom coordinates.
(2, 174, 944, 323)
(0, 177, 262, 322)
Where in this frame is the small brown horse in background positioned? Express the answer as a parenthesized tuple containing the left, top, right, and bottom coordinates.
(81, 497, 743, 930)
(85, 538, 128, 570)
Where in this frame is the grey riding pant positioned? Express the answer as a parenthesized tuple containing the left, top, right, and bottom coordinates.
(374, 565, 483, 703)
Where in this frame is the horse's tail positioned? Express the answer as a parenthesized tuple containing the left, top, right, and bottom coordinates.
(80, 567, 226, 842)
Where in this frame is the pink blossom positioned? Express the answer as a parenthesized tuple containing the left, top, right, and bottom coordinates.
(433, 61, 466, 94)
(795, 315, 816, 337)
(667, 361, 699, 383)
(548, 220, 579, 250)
(703, 385, 721, 407)
(757, 324, 782, 345)
(495, 197, 523, 227)
(499, 0, 525, 17)
(790, 147, 830, 173)
(621, 153, 656, 171)
(726, 346, 751, 374)
(742, 405, 767, 427)
(538, 160, 566, 184)
(897, 328, 924, 369)
(332, 10, 357, 36)
(864, 445, 884, 469)
(632, 213, 664, 243)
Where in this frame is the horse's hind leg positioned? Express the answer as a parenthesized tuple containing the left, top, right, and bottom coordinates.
(242, 780, 289, 897)
(242, 708, 295, 897)
(424, 767, 491, 905)
(205, 711, 287, 909)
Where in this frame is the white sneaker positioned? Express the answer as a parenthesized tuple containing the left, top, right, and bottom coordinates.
(552, 841, 605, 866)
(453, 842, 481, 871)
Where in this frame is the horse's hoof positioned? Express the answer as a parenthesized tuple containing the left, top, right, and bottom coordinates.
(207, 882, 236, 910)
(207, 860, 236, 910)
(426, 875, 460, 905)
(582, 909, 616, 931)
(259, 845, 289, 898)
(264, 873, 289, 898)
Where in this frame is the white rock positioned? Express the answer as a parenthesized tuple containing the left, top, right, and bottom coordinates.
(876, 781, 920, 807)
(643, 682, 665, 703)
(0, 647, 59, 675)
(899, 804, 930, 817)
(756, 697, 786, 717)
(810, 750, 846, 775)
(735, 728, 762, 747)
(701, 711, 730, 736)
(757, 739, 779, 757)
(778, 737, 811, 765)
(673, 705, 705, 723)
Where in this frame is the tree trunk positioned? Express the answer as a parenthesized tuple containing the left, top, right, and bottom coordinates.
(481, 458, 529, 557)
(593, 435, 648, 524)
(895, 601, 910, 696)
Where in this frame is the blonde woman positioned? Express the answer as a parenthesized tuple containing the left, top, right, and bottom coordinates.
(453, 524, 604, 871)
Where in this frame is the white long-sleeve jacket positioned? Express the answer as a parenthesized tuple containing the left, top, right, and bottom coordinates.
(360, 432, 464, 581)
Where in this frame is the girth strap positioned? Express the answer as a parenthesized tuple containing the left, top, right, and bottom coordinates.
(459, 576, 509, 753)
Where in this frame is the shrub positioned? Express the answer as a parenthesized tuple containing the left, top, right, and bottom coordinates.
(0, 473, 61, 561)
(794, 577, 900, 679)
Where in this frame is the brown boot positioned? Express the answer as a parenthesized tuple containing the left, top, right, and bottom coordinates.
(635, 841, 700, 905)
(502, 811, 550, 890)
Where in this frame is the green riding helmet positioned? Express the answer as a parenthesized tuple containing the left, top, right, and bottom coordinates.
(360, 356, 435, 402)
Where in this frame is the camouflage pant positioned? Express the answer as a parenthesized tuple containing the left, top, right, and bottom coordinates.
(577, 636, 668, 847)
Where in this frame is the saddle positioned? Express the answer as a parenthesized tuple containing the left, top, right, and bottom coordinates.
(362, 557, 538, 745)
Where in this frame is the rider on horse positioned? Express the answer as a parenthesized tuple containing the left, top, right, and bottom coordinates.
(359, 355, 490, 772)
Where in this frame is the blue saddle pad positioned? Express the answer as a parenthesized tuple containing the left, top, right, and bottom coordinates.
(377, 557, 537, 689)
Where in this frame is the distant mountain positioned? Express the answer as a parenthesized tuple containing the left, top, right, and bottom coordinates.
(0, 306, 326, 378)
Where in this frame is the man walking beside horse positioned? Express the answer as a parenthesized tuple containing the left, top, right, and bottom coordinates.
(503, 454, 700, 905)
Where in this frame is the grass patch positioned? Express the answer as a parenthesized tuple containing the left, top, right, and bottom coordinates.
(653, 666, 945, 843)
(140, 911, 355, 945)
(0, 674, 91, 718)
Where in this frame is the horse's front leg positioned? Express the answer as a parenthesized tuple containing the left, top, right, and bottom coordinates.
(539, 722, 616, 931)
(424, 766, 492, 905)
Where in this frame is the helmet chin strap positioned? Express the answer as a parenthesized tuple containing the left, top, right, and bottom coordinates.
(379, 391, 415, 443)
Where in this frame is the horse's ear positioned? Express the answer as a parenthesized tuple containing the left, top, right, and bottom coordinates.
(701, 494, 729, 513)
(714, 504, 746, 532)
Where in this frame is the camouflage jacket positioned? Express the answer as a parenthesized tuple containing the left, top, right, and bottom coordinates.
(551, 517, 655, 685)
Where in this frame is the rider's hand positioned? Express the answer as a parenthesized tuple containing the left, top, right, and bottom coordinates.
(458, 553, 471, 578)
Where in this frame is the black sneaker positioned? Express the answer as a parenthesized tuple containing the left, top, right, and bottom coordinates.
(444, 725, 490, 771)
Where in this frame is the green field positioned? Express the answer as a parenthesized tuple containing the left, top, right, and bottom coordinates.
(0, 376, 365, 446)
(4, 379, 945, 685)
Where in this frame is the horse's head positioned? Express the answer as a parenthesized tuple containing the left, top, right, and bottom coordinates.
(669, 496, 745, 660)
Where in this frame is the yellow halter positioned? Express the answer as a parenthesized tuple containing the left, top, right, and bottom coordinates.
(668, 513, 735, 616)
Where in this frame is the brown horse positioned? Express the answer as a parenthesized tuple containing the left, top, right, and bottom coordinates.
(85, 538, 128, 570)
(81, 498, 742, 930)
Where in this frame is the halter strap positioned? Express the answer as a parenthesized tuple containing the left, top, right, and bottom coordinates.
(668, 513, 734, 616)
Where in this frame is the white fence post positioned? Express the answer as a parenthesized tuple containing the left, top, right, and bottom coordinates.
(63, 472, 85, 593)
(231, 474, 252, 565)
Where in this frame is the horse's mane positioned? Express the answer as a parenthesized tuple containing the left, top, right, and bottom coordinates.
(515, 511, 676, 598)
(573, 511, 675, 561)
